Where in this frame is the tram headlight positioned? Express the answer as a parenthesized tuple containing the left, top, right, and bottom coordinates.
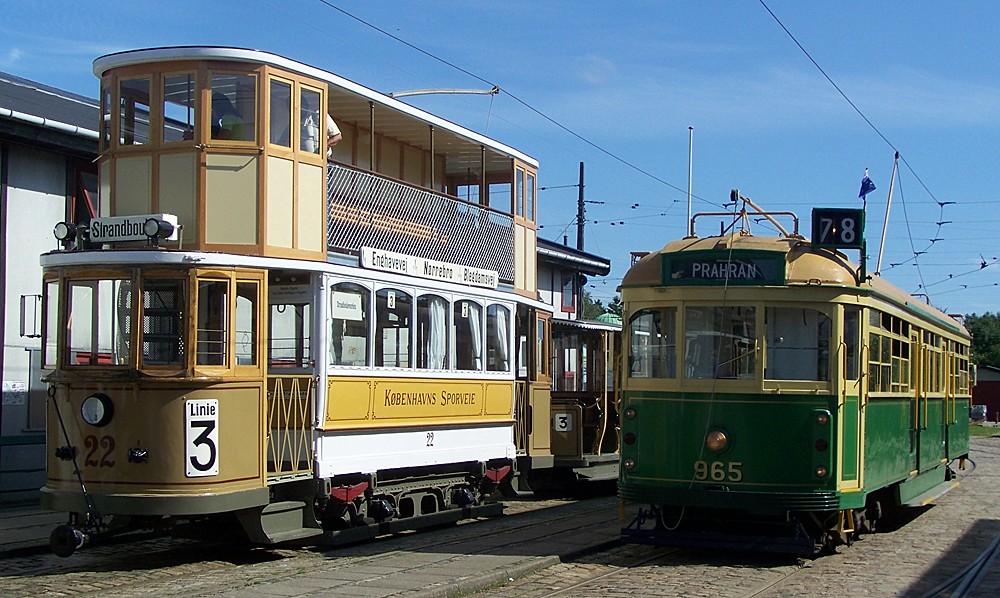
(624, 407, 637, 420)
(81, 393, 114, 427)
(54, 221, 77, 242)
(705, 430, 728, 452)
(623, 458, 636, 470)
(144, 217, 175, 246)
(814, 465, 829, 479)
(815, 412, 830, 426)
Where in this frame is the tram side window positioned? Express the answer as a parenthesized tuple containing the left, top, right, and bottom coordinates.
(67, 279, 132, 366)
(376, 289, 412, 368)
(235, 282, 258, 366)
(844, 306, 860, 380)
(764, 307, 830, 381)
(119, 77, 150, 146)
(868, 310, 910, 393)
(417, 294, 449, 370)
(163, 73, 195, 143)
(197, 281, 228, 366)
(331, 283, 370, 367)
(628, 308, 676, 379)
(486, 304, 511, 372)
(211, 73, 256, 142)
(142, 279, 184, 366)
(269, 300, 311, 369)
(684, 306, 756, 380)
(454, 300, 483, 371)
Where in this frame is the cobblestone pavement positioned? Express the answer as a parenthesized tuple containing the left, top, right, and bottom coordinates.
(3, 439, 997, 597)
(476, 436, 1000, 598)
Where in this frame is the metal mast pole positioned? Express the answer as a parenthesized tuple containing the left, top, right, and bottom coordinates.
(577, 162, 585, 250)
(687, 126, 694, 231)
(875, 152, 900, 275)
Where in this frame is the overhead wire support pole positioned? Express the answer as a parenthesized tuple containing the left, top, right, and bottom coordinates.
(687, 126, 693, 228)
(875, 152, 900, 276)
(577, 162, 585, 251)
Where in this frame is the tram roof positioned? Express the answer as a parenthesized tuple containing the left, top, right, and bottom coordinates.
(92, 46, 538, 173)
(623, 233, 968, 336)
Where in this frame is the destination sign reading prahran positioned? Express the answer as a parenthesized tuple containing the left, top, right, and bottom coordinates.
(662, 250, 785, 286)
(360, 247, 498, 289)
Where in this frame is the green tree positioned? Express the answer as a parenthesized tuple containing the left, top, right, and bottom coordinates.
(965, 312, 1000, 368)
(606, 295, 623, 318)
(581, 290, 605, 320)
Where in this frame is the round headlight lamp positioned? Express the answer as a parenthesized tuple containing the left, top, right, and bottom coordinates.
(705, 430, 729, 452)
(81, 393, 114, 427)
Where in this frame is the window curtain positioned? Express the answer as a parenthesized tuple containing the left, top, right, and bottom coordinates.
(468, 302, 483, 369)
(428, 296, 447, 369)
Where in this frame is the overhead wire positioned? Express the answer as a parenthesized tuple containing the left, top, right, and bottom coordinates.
(756, 0, 984, 305)
(316, 0, 722, 210)
(318, 0, 983, 306)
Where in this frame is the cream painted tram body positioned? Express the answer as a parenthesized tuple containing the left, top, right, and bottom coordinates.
(39, 47, 620, 554)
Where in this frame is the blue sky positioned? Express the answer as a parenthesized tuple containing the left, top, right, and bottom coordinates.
(3, 1, 998, 315)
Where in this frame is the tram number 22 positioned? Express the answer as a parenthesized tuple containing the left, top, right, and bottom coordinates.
(693, 460, 743, 482)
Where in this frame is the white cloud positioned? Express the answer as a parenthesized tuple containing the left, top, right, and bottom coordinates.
(0, 47, 23, 69)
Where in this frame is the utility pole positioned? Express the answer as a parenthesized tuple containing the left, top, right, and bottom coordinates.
(577, 162, 585, 251)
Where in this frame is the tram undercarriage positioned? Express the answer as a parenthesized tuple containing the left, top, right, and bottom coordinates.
(621, 501, 885, 557)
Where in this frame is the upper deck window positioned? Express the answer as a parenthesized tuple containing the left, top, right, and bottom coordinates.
(269, 79, 292, 147)
(100, 86, 111, 150)
(163, 73, 195, 143)
(211, 73, 256, 142)
(299, 87, 322, 154)
(119, 77, 150, 146)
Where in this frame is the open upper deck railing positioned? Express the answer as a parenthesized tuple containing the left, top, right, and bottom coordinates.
(326, 162, 515, 283)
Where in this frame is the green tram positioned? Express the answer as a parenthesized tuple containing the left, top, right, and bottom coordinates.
(618, 199, 972, 555)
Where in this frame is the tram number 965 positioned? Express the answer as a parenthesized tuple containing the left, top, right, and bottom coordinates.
(693, 460, 743, 482)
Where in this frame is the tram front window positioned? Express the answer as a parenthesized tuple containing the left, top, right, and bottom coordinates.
(66, 279, 132, 366)
(628, 307, 676, 379)
(142, 279, 184, 366)
(764, 307, 831, 381)
(197, 281, 228, 366)
(684, 306, 756, 380)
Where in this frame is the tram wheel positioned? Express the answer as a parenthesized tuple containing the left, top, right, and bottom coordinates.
(50, 524, 86, 557)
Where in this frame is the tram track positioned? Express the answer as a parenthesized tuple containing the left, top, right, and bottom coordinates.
(0, 494, 619, 597)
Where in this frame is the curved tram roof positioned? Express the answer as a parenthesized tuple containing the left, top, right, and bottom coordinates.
(623, 233, 969, 337)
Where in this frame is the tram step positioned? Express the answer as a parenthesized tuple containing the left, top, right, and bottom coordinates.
(239, 500, 322, 545)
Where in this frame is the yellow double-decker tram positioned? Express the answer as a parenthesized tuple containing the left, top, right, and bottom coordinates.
(39, 46, 604, 555)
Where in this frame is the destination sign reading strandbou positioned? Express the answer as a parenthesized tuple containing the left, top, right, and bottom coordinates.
(662, 250, 785, 286)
